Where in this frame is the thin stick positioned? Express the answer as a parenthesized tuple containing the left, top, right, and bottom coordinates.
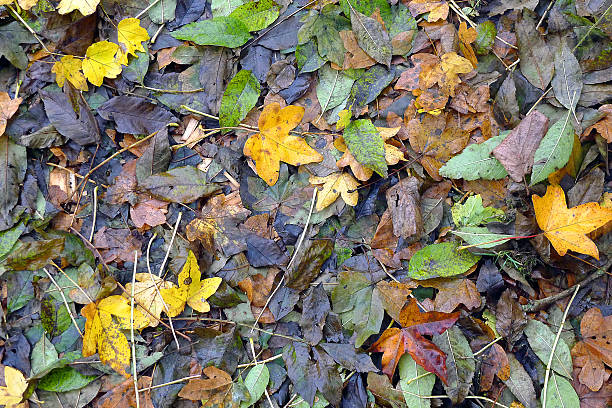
(573, 2, 612, 52)
(146, 233, 180, 350)
(251, 188, 317, 331)
(130, 252, 140, 408)
(473, 337, 503, 357)
(526, 87, 553, 116)
(46, 163, 105, 187)
(159, 212, 182, 277)
(135, 0, 162, 18)
(42, 268, 83, 337)
(50, 261, 94, 304)
(536, 0, 556, 29)
(89, 186, 98, 242)
(139, 375, 201, 392)
(249, 338, 275, 408)
(237, 353, 283, 368)
(542, 284, 580, 408)
(7, 5, 53, 55)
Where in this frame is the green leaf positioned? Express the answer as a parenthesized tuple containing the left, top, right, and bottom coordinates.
(212, 0, 246, 16)
(433, 327, 475, 404)
(407, 243, 480, 280)
(148, 0, 176, 23)
(241, 364, 270, 408)
(6, 238, 65, 271)
(171, 17, 251, 48)
(316, 64, 356, 113)
(451, 227, 512, 249)
(388, 3, 417, 55)
(399, 353, 435, 408)
(524, 320, 573, 378)
(530, 111, 574, 185)
(343, 119, 387, 177)
(475, 21, 496, 55)
(31, 336, 59, 377)
(296, 42, 326, 74)
(346, 65, 395, 116)
(340, 0, 392, 26)
(219, 70, 260, 131)
(0, 134, 27, 222)
(229, 0, 280, 31)
(38, 367, 97, 392)
(298, 5, 350, 67)
(451, 195, 505, 228)
(438, 134, 508, 180)
(141, 166, 221, 203)
(349, 8, 392, 66)
(541, 373, 580, 408)
(0, 220, 26, 260)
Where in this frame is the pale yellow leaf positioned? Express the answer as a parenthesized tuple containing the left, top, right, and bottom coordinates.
(0, 366, 27, 408)
(52, 55, 88, 91)
(310, 172, 359, 211)
(82, 41, 122, 87)
(57, 0, 100, 15)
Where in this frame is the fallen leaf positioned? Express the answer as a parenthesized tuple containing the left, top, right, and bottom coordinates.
(57, 0, 100, 15)
(125, 273, 176, 327)
(160, 251, 222, 316)
(117, 18, 150, 59)
(420, 278, 481, 313)
(81, 295, 149, 376)
(369, 298, 460, 384)
(495, 289, 527, 347)
(0, 92, 22, 137)
(243, 102, 323, 186)
(532, 184, 612, 259)
(309, 172, 359, 211)
(98, 376, 154, 408)
(0, 366, 27, 408)
(585, 104, 612, 143)
(385, 176, 423, 239)
(408, 0, 449, 22)
(458, 22, 477, 67)
(572, 307, 612, 391)
(340, 30, 375, 69)
(238, 268, 279, 324)
(178, 366, 233, 401)
(82, 41, 122, 86)
(52, 56, 88, 91)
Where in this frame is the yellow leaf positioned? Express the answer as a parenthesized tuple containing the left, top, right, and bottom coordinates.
(0, 0, 13, 5)
(82, 41, 122, 87)
(17, 0, 37, 9)
(125, 273, 177, 327)
(336, 109, 351, 130)
(117, 18, 150, 58)
(532, 184, 612, 259)
(310, 172, 359, 211)
(57, 0, 100, 15)
(160, 251, 222, 316)
(0, 366, 27, 408)
(243, 103, 323, 186)
(439, 52, 473, 96)
(81, 295, 148, 377)
(52, 55, 88, 91)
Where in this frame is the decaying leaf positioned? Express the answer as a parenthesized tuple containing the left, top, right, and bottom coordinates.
(309, 172, 359, 210)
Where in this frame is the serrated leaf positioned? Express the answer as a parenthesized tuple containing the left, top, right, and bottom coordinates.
(438, 134, 507, 180)
(407, 242, 480, 280)
(530, 111, 574, 185)
(349, 7, 392, 67)
(171, 17, 251, 48)
(229, 0, 280, 32)
(343, 119, 387, 177)
(219, 70, 260, 131)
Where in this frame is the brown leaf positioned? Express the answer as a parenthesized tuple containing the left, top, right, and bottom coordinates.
(386, 176, 423, 239)
(584, 104, 612, 143)
(178, 366, 233, 401)
(340, 30, 376, 69)
(477, 342, 510, 391)
(376, 280, 416, 323)
(238, 268, 279, 324)
(492, 110, 549, 182)
(93, 227, 142, 263)
(572, 368, 612, 408)
(495, 289, 527, 347)
(572, 307, 612, 391)
(0, 92, 22, 136)
(98, 376, 154, 408)
(420, 278, 481, 313)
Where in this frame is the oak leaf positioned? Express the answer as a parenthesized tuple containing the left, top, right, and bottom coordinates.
(57, 0, 100, 15)
(81, 295, 149, 376)
(0, 92, 22, 137)
(369, 298, 460, 384)
(532, 184, 612, 259)
(243, 102, 323, 186)
(159, 250, 222, 317)
(117, 18, 150, 60)
(309, 172, 359, 211)
(52, 55, 88, 91)
(82, 41, 123, 87)
(572, 307, 612, 391)
(0, 366, 27, 408)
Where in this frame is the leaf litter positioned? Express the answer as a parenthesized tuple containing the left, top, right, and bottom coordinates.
(0, 0, 611, 407)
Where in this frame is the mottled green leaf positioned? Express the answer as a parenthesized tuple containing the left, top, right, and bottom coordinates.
(219, 70, 260, 131)
(38, 367, 97, 392)
(212, 0, 246, 17)
(316, 64, 356, 113)
(141, 166, 221, 203)
(296, 42, 326, 73)
(475, 21, 496, 55)
(433, 327, 475, 404)
(530, 111, 574, 185)
(346, 65, 395, 116)
(298, 5, 350, 66)
(148, 0, 176, 23)
(407, 243, 480, 280)
(399, 353, 435, 408)
(340, 0, 392, 26)
(230, 0, 280, 31)
(6, 238, 65, 271)
(0, 220, 26, 260)
(349, 8, 392, 66)
(241, 364, 270, 408)
(171, 17, 251, 48)
(343, 119, 387, 177)
(438, 134, 508, 180)
(524, 320, 573, 378)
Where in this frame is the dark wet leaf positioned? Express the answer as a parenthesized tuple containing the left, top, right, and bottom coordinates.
(287, 239, 333, 290)
(140, 166, 221, 203)
(97, 96, 177, 134)
(39, 89, 100, 145)
(0, 135, 26, 224)
(245, 234, 289, 267)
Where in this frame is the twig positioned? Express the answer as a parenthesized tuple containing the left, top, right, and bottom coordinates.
(473, 337, 502, 357)
(50, 261, 94, 304)
(237, 353, 283, 368)
(536, 0, 556, 29)
(7, 4, 53, 55)
(542, 284, 580, 408)
(135, 0, 162, 19)
(42, 268, 83, 337)
(130, 252, 140, 408)
(89, 186, 98, 243)
(46, 163, 106, 187)
(523, 258, 612, 312)
(139, 374, 201, 392)
(526, 87, 553, 116)
(159, 212, 182, 277)
(573, 2, 612, 52)
(251, 188, 317, 331)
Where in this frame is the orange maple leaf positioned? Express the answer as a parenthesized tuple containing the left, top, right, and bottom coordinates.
(369, 298, 459, 384)
(532, 184, 612, 259)
(243, 103, 323, 186)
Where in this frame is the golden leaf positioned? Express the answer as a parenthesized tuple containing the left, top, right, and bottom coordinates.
(125, 273, 176, 327)
(117, 18, 150, 58)
(57, 0, 100, 15)
(52, 55, 88, 91)
(310, 172, 359, 211)
(82, 41, 122, 87)
(0, 366, 27, 408)
(243, 103, 323, 186)
(532, 184, 612, 259)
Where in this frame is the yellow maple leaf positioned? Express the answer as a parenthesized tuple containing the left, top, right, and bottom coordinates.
(117, 18, 150, 59)
(439, 52, 473, 96)
(125, 273, 176, 327)
(160, 251, 222, 317)
(81, 295, 149, 377)
(52, 55, 88, 91)
(243, 103, 323, 186)
(57, 0, 100, 15)
(532, 184, 612, 259)
(310, 172, 359, 211)
(82, 41, 122, 87)
(0, 366, 27, 408)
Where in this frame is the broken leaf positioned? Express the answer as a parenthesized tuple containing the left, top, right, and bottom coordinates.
(52, 56, 88, 91)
